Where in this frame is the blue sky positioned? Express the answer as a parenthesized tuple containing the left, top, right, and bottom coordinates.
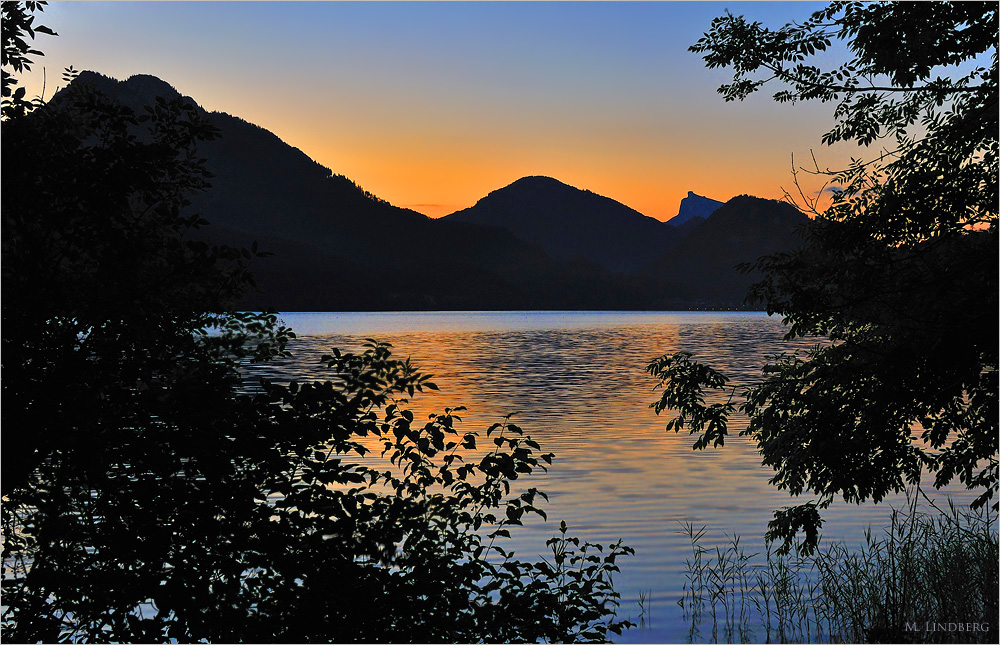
(24, 1, 851, 219)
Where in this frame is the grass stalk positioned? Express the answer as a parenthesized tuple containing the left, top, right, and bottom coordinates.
(679, 499, 998, 643)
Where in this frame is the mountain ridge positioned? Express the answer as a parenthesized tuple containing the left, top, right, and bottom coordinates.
(640, 194, 810, 305)
(444, 175, 682, 273)
(667, 191, 725, 227)
(58, 71, 808, 310)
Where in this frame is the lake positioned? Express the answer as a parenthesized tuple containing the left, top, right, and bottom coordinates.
(250, 311, 978, 643)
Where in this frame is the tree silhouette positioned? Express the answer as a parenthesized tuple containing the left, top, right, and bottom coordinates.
(651, 1, 997, 553)
(2, 3, 632, 641)
(1, 0, 56, 119)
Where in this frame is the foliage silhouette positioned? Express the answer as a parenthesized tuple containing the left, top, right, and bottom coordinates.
(1, 0, 55, 119)
(679, 497, 997, 643)
(1, 4, 632, 641)
(650, 1, 997, 554)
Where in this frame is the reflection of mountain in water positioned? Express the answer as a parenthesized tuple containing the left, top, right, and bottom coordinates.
(66, 71, 810, 311)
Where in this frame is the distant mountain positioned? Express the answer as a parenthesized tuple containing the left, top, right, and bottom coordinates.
(443, 176, 681, 274)
(640, 195, 810, 305)
(58, 72, 690, 310)
(666, 191, 724, 227)
(67, 73, 429, 248)
(64, 73, 603, 310)
(59, 72, 808, 310)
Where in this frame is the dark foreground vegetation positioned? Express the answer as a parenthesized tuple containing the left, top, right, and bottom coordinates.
(1, 3, 632, 641)
(4, 1, 997, 642)
(680, 499, 998, 644)
(650, 2, 998, 641)
(652, 0, 998, 552)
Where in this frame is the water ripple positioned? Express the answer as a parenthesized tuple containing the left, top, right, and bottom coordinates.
(244, 312, 977, 643)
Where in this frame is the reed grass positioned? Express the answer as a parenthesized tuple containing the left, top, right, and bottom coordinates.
(679, 494, 998, 643)
(633, 588, 653, 631)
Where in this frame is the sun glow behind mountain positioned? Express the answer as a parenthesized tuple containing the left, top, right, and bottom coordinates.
(23, 1, 848, 220)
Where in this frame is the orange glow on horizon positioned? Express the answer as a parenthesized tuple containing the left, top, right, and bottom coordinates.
(261, 97, 853, 222)
(279, 135, 838, 222)
(20, 1, 857, 224)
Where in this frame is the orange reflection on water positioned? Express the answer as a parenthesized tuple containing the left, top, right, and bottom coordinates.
(247, 311, 980, 644)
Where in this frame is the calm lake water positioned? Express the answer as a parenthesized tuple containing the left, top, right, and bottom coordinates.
(251, 311, 978, 643)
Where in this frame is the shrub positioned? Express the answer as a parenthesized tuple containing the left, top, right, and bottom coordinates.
(2, 6, 633, 639)
(2, 341, 634, 642)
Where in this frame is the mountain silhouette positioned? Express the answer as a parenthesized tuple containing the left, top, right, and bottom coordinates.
(65, 72, 595, 310)
(667, 191, 724, 228)
(443, 176, 682, 274)
(65, 73, 429, 247)
(640, 195, 810, 305)
(60, 72, 808, 310)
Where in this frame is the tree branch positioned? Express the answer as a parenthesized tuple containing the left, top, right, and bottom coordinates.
(767, 62, 985, 95)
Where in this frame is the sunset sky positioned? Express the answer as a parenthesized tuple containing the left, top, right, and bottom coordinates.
(22, 1, 857, 220)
